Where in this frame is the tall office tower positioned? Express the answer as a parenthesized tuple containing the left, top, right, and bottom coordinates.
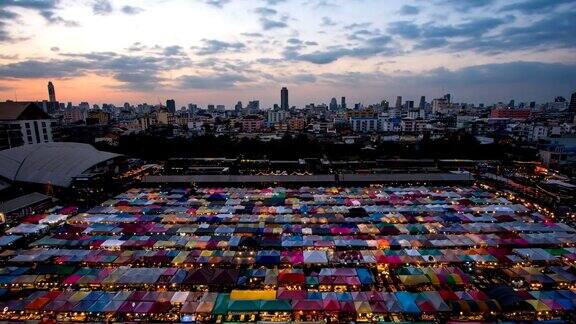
(508, 99, 515, 108)
(419, 96, 426, 109)
(381, 100, 389, 109)
(569, 91, 576, 112)
(47, 81, 56, 102)
(341, 97, 347, 110)
(443, 93, 451, 104)
(395, 96, 402, 108)
(166, 99, 176, 113)
(281, 87, 289, 110)
(405, 100, 414, 109)
(329, 98, 338, 111)
(235, 101, 243, 112)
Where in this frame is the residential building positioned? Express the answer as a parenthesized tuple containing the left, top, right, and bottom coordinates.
(0, 101, 57, 150)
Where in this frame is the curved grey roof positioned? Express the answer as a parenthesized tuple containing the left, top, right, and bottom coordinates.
(0, 142, 121, 187)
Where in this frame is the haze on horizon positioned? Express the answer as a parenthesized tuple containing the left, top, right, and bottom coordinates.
(0, 0, 575, 108)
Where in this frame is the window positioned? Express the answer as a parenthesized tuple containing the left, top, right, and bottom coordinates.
(41, 122, 46, 127)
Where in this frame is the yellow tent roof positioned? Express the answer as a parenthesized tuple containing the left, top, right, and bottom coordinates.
(230, 290, 277, 300)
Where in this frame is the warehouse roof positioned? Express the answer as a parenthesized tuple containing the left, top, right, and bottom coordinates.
(0, 142, 121, 187)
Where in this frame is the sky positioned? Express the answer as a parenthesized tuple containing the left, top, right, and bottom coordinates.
(0, 0, 575, 108)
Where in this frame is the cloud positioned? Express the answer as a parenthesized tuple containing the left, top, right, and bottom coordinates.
(162, 45, 186, 56)
(0, 0, 79, 35)
(254, 5, 289, 30)
(287, 38, 302, 45)
(176, 73, 249, 89)
(0, 51, 191, 91)
(203, 0, 230, 8)
(321, 17, 336, 26)
(320, 61, 576, 102)
(263, 0, 286, 5)
(398, 5, 420, 15)
(50, 46, 60, 52)
(242, 32, 263, 38)
(194, 39, 247, 55)
(499, 0, 575, 14)
(254, 7, 277, 16)
(260, 17, 287, 30)
(0, 54, 18, 59)
(436, 0, 495, 12)
(387, 21, 420, 39)
(92, 0, 113, 15)
(284, 34, 395, 64)
(121, 5, 144, 15)
(345, 22, 371, 29)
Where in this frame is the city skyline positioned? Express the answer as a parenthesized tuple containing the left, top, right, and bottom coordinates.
(0, 0, 575, 107)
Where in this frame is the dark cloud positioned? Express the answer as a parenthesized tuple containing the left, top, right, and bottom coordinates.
(499, 0, 575, 14)
(0, 51, 190, 91)
(263, 0, 286, 5)
(176, 73, 249, 89)
(321, 17, 336, 26)
(92, 0, 113, 15)
(387, 21, 420, 39)
(260, 17, 287, 30)
(242, 32, 263, 38)
(436, 0, 495, 12)
(398, 5, 420, 15)
(254, 7, 277, 16)
(449, 11, 575, 53)
(254, 6, 289, 30)
(0, 0, 79, 34)
(121, 5, 144, 15)
(127, 42, 145, 52)
(304, 41, 318, 46)
(345, 22, 371, 29)
(283, 34, 395, 64)
(203, 0, 230, 8)
(163, 45, 186, 56)
(320, 61, 576, 102)
(194, 39, 247, 55)
(50, 46, 60, 52)
(287, 38, 302, 45)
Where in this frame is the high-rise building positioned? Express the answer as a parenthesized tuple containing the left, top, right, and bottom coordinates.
(166, 99, 176, 113)
(405, 100, 414, 109)
(235, 101, 243, 112)
(569, 91, 576, 112)
(419, 96, 426, 109)
(395, 96, 402, 108)
(281, 87, 289, 110)
(329, 98, 338, 111)
(47, 81, 56, 102)
(341, 97, 346, 110)
(0, 101, 57, 150)
(443, 93, 451, 104)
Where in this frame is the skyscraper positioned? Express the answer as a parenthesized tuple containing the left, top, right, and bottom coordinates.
(341, 97, 347, 110)
(329, 98, 338, 111)
(569, 91, 576, 113)
(166, 99, 176, 113)
(419, 96, 426, 109)
(443, 93, 451, 104)
(281, 87, 289, 110)
(395, 96, 402, 108)
(48, 81, 56, 102)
